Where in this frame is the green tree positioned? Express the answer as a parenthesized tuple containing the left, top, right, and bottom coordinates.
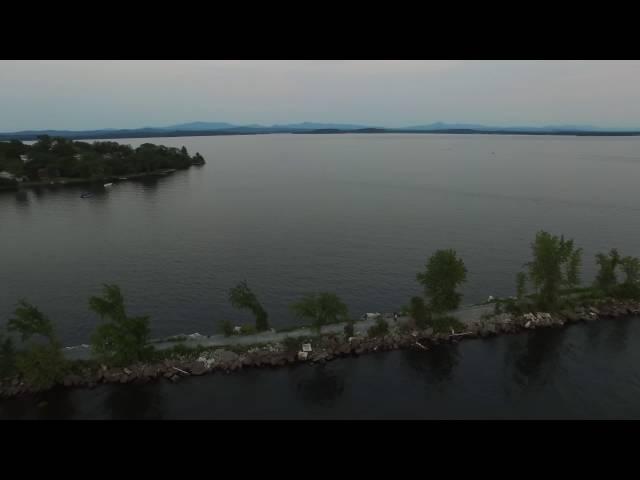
(0, 333, 17, 380)
(8, 299, 54, 342)
(15, 342, 67, 389)
(409, 296, 430, 329)
(7, 300, 67, 388)
(416, 249, 468, 313)
(616, 255, 640, 299)
(228, 281, 269, 331)
(526, 231, 582, 310)
(291, 292, 349, 333)
(90, 284, 152, 366)
(516, 272, 527, 302)
(595, 248, 621, 294)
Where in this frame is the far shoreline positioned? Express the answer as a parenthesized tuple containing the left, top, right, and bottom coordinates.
(3, 128, 640, 143)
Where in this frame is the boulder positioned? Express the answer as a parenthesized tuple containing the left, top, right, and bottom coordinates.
(188, 361, 209, 376)
(214, 349, 240, 364)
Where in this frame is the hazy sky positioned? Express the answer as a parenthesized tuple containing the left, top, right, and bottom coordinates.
(1, 60, 640, 131)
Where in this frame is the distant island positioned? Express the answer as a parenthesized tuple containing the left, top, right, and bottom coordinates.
(1, 121, 640, 142)
(0, 135, 205, 191)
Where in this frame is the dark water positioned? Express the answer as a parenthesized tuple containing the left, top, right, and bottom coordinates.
(2, 133, 640, 418)
(2, 318, 640, 419)
(2, 134, 640, 344)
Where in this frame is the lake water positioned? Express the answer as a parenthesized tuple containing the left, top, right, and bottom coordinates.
(2, 318, 640, 419)
(2, 133, 640, 418)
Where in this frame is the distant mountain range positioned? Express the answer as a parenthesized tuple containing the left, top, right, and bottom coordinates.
(1, 121, 639, 141)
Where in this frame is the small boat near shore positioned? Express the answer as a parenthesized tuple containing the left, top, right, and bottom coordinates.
(103, 183, 113, 187)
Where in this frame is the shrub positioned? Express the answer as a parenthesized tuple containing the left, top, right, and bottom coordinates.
(367, 318, 390, 338)
(221, 320, 234, 337)
(291, 292, 349, 333)
(239, 324, 257, 335)
(15, 342, 68, 389)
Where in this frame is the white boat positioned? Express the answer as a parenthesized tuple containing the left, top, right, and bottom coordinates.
(103, 183, 113, 187)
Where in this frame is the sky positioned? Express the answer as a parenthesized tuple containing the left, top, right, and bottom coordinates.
(1, 60, 640, 131)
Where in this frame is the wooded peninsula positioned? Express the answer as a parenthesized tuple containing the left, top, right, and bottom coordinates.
(0, 136, 205, 190)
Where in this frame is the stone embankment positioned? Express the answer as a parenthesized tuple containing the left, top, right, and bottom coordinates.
(2, 300, 639, 399)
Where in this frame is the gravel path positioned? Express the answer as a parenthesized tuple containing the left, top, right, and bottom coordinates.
(62, 303, 494, 360)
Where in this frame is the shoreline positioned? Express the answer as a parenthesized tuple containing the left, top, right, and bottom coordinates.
(1, 299, 638, 400)
(0, 166, 200, 193)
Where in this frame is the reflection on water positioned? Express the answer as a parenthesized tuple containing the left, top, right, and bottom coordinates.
(105, 384, 165, 420)
(14, 191, 29, 205)
(0, 387, 76, 420)
(507, 328, 567, 389)
(402, 344, 460, 385)
(2, 320, 640, 419)
(291, 364, 345, 407)
(606, 317, 631, 352)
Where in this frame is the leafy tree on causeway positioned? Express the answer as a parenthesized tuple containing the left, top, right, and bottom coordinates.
(228, 281, 269, 331)
(618, 255, 640, 299)
(594, 249, 640, 299)
(291, 292, 349, 333)
(526, 231, 582, 310)
(416, 249, 468, 314)
(0, 333, 17, 380)
(90, 284, 152, 366)
(595, 248, 621, 295)
(7, 300, 67, 389)
(409, 296, 430, 329)
(516, 271, 528, 302)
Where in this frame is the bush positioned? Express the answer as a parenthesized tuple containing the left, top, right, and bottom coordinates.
(15, 342, 68, 389)
(221, 320, 234, 337)
(367, 318, 390, 338)
(239, 324, 257, 335)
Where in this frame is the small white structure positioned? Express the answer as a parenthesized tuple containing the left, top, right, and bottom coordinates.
(20, 154, 29, 163)
(298, 351, 309, 360)
(487, 295, 495, 303)
(233, 326, 242, 334)
(0, 171, 15, 180)
(302, 343, 312, 352)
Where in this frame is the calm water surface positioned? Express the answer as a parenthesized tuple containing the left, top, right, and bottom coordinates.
(1, 134, 640, 418)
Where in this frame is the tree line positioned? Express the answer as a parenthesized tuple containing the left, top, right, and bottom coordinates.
(1, 230, 639, 389)
(0, 136, 205, 183)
